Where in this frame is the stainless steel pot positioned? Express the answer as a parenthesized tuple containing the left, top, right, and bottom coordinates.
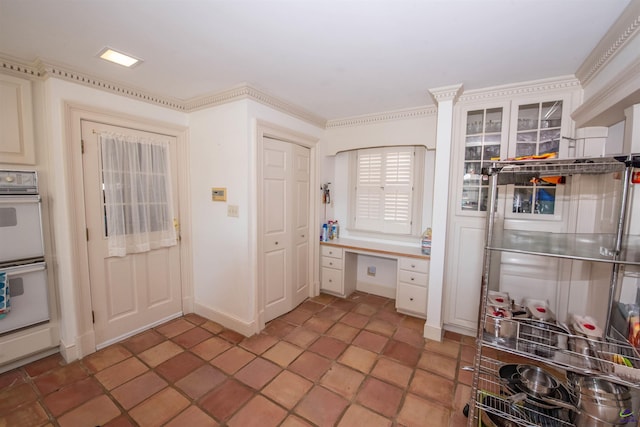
(516, 365, 560, 396)
(569, 374, 633, 425)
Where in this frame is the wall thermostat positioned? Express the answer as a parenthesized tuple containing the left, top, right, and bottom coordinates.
(211, 187, 226, 201)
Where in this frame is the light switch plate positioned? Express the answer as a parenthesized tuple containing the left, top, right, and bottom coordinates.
(227, 204, 239, 217)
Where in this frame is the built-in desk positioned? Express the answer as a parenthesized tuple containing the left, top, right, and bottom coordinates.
(320, 239, 430, 317)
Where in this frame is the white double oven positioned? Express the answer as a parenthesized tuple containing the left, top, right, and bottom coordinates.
(0, 170, 49, 335)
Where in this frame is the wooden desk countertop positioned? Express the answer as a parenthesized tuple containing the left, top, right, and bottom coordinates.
(320, 238, 429, 260)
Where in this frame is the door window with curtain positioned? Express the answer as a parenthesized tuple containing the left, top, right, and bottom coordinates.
(99, 132, 177, 257)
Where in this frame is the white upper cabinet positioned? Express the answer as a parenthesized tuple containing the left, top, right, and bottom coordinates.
(445, 86, 579, 336)
(0, 73, 35, 165)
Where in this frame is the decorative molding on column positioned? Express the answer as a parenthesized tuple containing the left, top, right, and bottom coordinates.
(428, 83, 463, 104)
(326, 105, 437, 128)
(576, 0, 640, 86)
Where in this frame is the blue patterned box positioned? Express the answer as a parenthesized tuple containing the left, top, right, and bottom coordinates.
(0, 272, 9, 319)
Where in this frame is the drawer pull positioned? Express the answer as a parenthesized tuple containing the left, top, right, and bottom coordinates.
(302, 234, 305, 238)
(329, 279, 333, 282)
(275, 241, 279, 245)
(411, 277, 415, 281)
(410, 297, 414, 301)
(329, 262, 333, 266)
(411, 264, 416, 268)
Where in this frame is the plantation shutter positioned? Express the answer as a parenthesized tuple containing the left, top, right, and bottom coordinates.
(354, 147, 414, 234)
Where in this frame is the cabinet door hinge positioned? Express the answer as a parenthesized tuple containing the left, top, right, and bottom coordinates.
(81, 140, 85, 154)
(92, 310, 95, 323)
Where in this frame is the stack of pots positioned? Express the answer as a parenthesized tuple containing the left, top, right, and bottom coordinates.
(568, 373, 634, 426)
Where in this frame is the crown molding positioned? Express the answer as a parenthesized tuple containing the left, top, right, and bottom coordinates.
(325, 106, 437, 129)
(0, 54, 326, 127)
(185, 85, 326, 128)
(458, 75, 581, 103)
(428, 83, 463, 103)
(576, 1, 640, 86)
(572, 55, 640, 127)
(37, 60, 187, 111)
(0, 54, 42, 79)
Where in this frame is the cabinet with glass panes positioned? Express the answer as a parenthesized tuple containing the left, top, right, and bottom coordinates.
(512, 100, 563, 216)
(462, 107, 503, 212)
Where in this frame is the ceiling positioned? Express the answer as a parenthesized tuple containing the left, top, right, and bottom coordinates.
(0, 0, 632, 121)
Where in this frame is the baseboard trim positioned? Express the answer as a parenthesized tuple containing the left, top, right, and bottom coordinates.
(194, 303, 257, 337)
(423, 323, 443, 342)
(355, 281, 396, 299)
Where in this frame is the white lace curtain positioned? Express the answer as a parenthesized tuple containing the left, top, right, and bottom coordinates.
(99, 132, 177, 257)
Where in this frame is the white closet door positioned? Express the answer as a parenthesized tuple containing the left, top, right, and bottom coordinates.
(292, 143, 311, 307)
(262, 138, 311, 322)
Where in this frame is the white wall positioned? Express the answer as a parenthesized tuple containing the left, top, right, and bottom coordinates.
(323, 111, 437, 155)
(189, 100, 323, 335)
(42, 78, 188, 356)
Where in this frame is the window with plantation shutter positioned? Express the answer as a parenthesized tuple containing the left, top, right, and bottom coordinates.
(354, 147, 415, 235)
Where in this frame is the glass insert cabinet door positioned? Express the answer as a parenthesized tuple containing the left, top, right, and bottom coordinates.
(515, 100, 562, 158)
(461, 108, 503, 212)
(512, 100, 563, 215)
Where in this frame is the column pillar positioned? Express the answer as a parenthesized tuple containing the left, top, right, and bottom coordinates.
(424, 84, 463, 341)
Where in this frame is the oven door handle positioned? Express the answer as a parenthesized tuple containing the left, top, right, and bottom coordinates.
(0, 195, 41, 204)
(2, 262, 46, 275)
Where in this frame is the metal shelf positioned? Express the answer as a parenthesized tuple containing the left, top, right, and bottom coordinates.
(487, 231, 640, 266)
(469, 153, 640, 427)
(483, 154, 639, 180)
(474, 357, 574, 427)
(481, 316, 640, 389)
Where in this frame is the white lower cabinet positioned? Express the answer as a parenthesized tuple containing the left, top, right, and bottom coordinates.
(320, 246, 345, 296)
(395, 257, 429, 317)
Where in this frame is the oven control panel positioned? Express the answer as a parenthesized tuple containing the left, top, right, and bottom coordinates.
(0, 171, 38, 194)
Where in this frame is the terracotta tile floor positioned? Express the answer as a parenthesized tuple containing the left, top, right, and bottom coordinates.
(0, 292, 478, 427)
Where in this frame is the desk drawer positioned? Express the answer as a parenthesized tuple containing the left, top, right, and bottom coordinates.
(398, 269, 428, 287)
(396, 282, 427, 316)
(321, 246, 343, 259)
(398, 257, 429, 273)
(321, 267, 343, 294)
(321, 256, 343, 270)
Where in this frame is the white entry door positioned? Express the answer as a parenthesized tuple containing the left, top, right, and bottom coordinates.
(262, 137, 311, 322)
(81, 120, 182, 347)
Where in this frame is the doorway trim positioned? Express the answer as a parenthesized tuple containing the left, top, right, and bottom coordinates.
(64, 102, 192, 358)
(256, 121, 319, 331)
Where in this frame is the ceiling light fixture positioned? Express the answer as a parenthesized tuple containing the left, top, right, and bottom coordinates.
(98, 47, 141, 67)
